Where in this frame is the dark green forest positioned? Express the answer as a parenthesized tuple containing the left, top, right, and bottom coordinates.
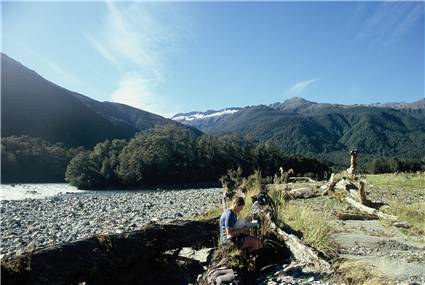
(1, 136, 81, 183)
(176, 98, 425, 170)
(2, 125, 423, 187)
(64, 124, 330, 189)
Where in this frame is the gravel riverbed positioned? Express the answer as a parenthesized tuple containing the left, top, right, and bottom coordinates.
(0, 188, 222, 257)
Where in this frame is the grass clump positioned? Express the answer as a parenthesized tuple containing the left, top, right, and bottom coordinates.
(277, 201, 337, 257)
(239, 171, 262, 219)
(196, 206, 223, 220)
(390, 201, 425, 237)
(333, 260, 394, 285)
(210, 243, 244, 269)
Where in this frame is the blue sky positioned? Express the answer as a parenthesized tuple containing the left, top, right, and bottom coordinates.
(2, 1, 424, 117)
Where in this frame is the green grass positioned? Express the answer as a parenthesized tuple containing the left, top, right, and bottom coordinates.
(366, 173, 425, 192)
(365, 173, 425, 237)
(389, 202, 425, 237)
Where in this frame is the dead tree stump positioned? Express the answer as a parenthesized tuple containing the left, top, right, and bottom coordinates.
(346, 149, 358, 178)
(358, 178, 368, 205)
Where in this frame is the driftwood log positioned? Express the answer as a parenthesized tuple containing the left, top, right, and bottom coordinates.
(288, 177, 317, 183)
(280, 168, 294, 184)
(337, 212, 379, 221)
(285, 187, 319, 200)
(336, 179, 358, 191)
(199, 195, 332, 285)
(265, 214, 332, 274)
(345, 197, 397, 221)
(322, 173, 338, 196)
(1, 219, 219, 285)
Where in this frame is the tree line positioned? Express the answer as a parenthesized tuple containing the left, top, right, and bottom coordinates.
(363, 157, 423, 174)
(2, 124, 423, 188)
(1, 136, 80, 183)
(65, 124, 330, 189)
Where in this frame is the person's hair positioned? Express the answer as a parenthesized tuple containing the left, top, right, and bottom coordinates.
(231, 197, 245, 210)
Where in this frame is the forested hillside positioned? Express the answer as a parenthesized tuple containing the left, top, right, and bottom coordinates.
(173, 97, 425, 169)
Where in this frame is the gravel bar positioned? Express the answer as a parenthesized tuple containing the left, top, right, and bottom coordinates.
(0, 188, 222, 257)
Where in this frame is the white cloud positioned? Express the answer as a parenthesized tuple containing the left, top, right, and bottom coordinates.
(86, 2, 181, 114)
(289, 78, 320, 94)
(111, 73, 164, 115)
(86, 2, 173, 83)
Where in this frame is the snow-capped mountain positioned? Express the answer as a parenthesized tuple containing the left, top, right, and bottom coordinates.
(172, 108, 241, 122)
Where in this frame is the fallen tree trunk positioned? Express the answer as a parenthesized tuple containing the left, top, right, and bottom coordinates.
(345, 197, 397, 221)
(199, 191, 333, 285)
(285, 187, 318, 200)
(289, 177, 317, 183)
(1, 218, 219, 285)
(322, 173, 338, 196)
(198, 223, 293, 285)
(337, 212, 379, 221)
(265, 214, 332, 274)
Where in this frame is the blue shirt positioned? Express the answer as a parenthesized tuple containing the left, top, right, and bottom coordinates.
(219, 208, 237, 244)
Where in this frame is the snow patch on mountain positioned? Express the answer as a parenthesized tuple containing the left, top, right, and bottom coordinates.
(172, 109, 240, 121)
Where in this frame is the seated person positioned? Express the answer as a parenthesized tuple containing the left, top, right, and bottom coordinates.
(219, 197, 262, 252)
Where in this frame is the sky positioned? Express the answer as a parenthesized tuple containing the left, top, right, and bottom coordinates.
(1, 1, 424, 117)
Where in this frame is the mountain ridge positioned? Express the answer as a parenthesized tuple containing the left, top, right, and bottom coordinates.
(172, 96, 425, 121)
(1, 53, 199, 148)
(171, 96, 425, 168)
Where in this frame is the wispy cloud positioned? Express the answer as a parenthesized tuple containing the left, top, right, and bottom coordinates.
(86, 2, 179, 114)
(355, 2, 424, 47)
(86, 34, 119, 66)
(111, 72, 161, 112)
(289, 78, 320, 94)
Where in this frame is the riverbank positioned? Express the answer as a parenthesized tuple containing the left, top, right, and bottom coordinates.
(0, 188, 222, 257)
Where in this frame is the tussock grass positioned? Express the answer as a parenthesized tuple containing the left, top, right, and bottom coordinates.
(390, 201, 425, 237)
(197, 206, 223, 220)
(239, 171, 262, 219)
(210, 243, 244, 269)
(334, 260, 394, 285)
(276, 201, 337, 257)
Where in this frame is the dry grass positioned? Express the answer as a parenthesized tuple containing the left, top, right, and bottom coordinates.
(333, 260, 395, 285)
(210, 243, 244, 269)
(276, 200, 338, 257)
(366, 173, 425, 237)
(196, 206, 223, 220)
(390, 201, 425, 237)
(239, 171, 262, 219)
